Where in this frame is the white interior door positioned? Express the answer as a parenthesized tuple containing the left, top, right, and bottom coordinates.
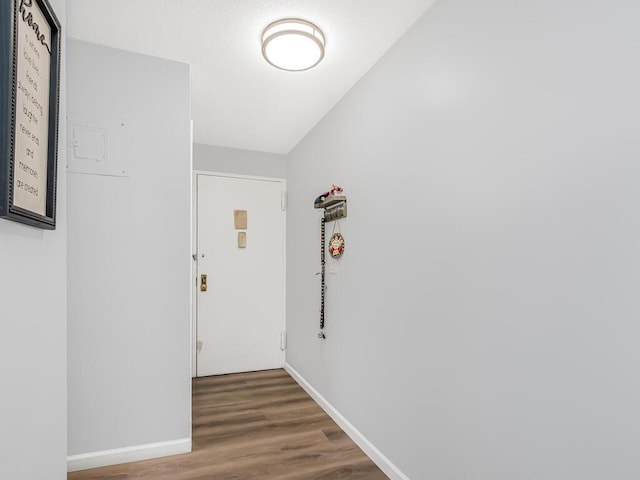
(196, 174, 286, 377)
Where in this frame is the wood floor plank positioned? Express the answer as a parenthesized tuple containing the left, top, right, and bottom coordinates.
(68, 369, 388, 480)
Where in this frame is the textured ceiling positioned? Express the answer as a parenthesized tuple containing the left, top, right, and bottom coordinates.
(67, 0, 437, 154)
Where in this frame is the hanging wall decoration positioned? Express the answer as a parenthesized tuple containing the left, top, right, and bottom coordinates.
(329, 218, 345, 259)
(0, 0, 62, 229)
(329, 232, 344, 259)
(314, 184, 347, 340)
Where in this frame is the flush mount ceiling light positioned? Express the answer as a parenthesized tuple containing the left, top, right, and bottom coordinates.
(262, 18, 325, 72)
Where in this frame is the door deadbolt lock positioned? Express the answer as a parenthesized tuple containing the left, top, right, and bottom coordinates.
(200, 274, 207, 292)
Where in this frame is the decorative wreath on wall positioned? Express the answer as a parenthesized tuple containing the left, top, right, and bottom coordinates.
(328, 233, 345, 259)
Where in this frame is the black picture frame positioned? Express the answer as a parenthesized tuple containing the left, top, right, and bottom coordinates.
(0, 0, 61, 229)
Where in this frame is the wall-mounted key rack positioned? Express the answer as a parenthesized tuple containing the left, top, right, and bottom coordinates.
(320, 196, 347, 222)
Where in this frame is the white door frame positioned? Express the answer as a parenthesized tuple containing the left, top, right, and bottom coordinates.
(192, 170, 287, 377)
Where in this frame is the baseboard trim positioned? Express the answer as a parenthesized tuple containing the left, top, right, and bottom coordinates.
(67, 437, 192, 472)
(284, 363, 410, 480)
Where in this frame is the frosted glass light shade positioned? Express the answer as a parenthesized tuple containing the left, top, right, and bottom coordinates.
(262, 19, 325, 71)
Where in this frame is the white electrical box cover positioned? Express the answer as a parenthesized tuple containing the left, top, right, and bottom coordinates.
(67, 116, 129, 177)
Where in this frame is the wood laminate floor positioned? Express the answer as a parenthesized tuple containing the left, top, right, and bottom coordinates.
(68, 368, 388, 479)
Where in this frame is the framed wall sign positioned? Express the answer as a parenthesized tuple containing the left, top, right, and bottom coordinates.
(0, 0, 61, 229)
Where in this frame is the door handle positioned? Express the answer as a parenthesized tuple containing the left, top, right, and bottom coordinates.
(200, 274, 207, 292)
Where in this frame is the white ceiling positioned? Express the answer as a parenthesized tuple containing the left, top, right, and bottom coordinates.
(67, 0, 436, 154)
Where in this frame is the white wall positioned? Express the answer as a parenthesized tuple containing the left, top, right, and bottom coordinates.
(194, 143, 287, 178)
(0, 0, 67, 478)
(66, 40, 192, 457)
(286, 1, 640, 478)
